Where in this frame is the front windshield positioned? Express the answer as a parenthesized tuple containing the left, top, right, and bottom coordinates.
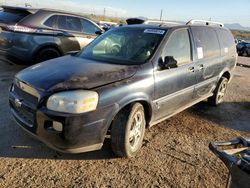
(78, 27, 167, 65)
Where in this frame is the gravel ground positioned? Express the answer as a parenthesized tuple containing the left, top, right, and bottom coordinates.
(0, 57, 250, 188)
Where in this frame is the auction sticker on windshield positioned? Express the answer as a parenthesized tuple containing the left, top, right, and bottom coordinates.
(144, 29, 165, 35)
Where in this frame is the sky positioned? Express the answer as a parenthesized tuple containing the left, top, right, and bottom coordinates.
(2, 0, 250, 27)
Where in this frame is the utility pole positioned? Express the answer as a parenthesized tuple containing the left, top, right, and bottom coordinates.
(160, 9, 163, 21)
(103, 8, 106, 19)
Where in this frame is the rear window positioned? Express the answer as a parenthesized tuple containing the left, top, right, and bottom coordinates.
(217, 29, 236, 55)
(44, 15, 57, 28)
(192, 27, 220, 59)
(0, 9, 30, 23)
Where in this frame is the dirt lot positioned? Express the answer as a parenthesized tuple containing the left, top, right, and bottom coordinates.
(0, 57, 250, 188)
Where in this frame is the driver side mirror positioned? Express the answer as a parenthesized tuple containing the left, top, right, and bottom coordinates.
(158, 56, 178, 71)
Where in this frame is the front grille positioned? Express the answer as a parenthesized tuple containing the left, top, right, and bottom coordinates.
(10, 101, 35, 127)
(10, 83, 39, 130)
(13, 84, 38, 106)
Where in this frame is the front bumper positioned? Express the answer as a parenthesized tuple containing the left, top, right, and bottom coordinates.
(9, 84, 116, 153)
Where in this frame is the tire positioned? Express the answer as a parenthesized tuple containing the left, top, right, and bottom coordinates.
(238, 50, 242, 56)
(241, 48, 248, 57)
(35, 47, 60, 64)
(237, 49, 242, 56)
(111, 103, 146, 158)
(208, 77, 229, 106)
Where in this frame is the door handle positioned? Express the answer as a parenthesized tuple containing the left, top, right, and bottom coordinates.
(198, 64, 204, 70)
(188, 66, 195, 73)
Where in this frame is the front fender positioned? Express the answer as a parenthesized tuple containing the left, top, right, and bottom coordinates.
(109, 92, 154, 126)
(117, 92, 152, 111)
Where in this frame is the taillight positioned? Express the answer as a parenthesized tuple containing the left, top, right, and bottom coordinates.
(6, 24, 37, 33)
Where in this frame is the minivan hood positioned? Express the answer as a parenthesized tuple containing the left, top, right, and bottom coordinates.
(16, 55, 138, 92)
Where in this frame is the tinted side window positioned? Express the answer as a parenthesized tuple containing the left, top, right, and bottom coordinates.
(80, 19, 100, 35)
(192, 27, 220, 59)
(44, 15, 57, 27)
(217, 29, 236, 55)
(57, 16, 81, 32)
(163, 29, 191, 66)
(57, 16, 67, 30)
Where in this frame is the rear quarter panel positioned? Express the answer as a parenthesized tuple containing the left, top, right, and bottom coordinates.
(216, 28, 237, 81)
(12, 32, 56, 63)
(0, 30, 14, 50)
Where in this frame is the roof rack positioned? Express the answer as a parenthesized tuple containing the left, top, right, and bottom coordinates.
(186, 19, 224, 27)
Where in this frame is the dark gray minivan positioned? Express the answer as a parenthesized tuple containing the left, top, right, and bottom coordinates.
(9, 20, 237, 157)
(0, 6, 102, 64)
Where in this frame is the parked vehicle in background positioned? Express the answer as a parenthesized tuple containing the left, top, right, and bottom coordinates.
(236, 41, 250, 57)
(235, 39, 245, 44)
(9, 20, 237, 157)
(0, 6, 103, 64)
(98, 21, 118, 31)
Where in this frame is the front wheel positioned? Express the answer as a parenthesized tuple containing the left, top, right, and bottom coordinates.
(111, 103, 146, 158)
(208, 77, 229, 106)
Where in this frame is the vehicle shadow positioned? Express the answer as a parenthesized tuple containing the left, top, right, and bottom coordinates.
(188, 101, 250, 133)
(1, 101, 249, 160)
(237, 63, 250, 68)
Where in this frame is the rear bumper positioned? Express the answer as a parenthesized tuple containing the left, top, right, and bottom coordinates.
(0, 30, 39, 64)
(9, 89, 116, 153)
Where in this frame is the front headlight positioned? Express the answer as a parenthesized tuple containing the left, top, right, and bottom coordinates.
(47, 90, 99, 114)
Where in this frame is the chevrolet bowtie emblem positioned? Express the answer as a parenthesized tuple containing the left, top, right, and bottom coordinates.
(14, 98, 22, 108)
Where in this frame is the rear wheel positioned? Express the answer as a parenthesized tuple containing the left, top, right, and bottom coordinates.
(208, 77, 229, 106)
(111, 103, 146, 158)
(35, 48, 60, 64)
(241, 48, 248, 57)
